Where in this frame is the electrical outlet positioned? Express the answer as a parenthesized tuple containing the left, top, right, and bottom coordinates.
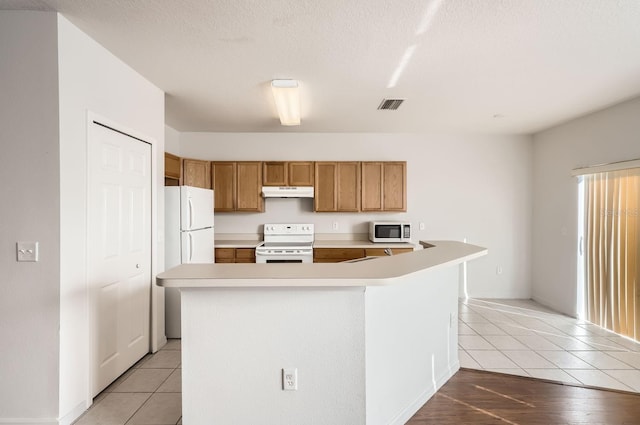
(496, 265, 503, 275)
(419, 222, 425, 230)
(282, 368, 297, 391)
(332, 221, 339, 230)
(17, 241, 39, 262)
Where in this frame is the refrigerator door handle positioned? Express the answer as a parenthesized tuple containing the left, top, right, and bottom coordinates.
(188, 198, 194, 230)
(189, 232, 194, 262)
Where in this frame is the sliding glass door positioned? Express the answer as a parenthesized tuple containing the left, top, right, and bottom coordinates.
(580, 168, 639, 341)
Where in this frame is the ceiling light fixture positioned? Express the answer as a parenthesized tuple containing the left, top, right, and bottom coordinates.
(271, 79, 300, 126)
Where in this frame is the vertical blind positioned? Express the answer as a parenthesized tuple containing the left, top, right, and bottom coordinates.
(584, 168, 639, 341)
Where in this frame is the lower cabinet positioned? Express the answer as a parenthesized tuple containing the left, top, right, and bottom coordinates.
(235, 248, 256, 263)
(214, 248, 235, 263)
(218, 247, 412, 263)
(314, 248, 365, 263)
(215, 248, 256, 263)
(364, 248, 413, 256)
(313, 247, 413, 263)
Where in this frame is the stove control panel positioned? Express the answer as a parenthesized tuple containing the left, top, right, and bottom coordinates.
(263, 223, 314, 236)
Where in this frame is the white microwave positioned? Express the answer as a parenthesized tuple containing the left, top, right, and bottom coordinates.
(369, 221, 412, 243)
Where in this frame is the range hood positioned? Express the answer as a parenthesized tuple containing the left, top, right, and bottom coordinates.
(262, 186, 314, 198)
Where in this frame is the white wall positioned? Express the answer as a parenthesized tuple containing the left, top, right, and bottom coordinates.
(532, 96, 640, 316)
(180, 132, 533, 298)
(0, 11, 60, 423)
(57, 14, 165, 423)
(366, 265, 459, 424)
(165, 125, 181, 155)
(182, 287, 366, 425)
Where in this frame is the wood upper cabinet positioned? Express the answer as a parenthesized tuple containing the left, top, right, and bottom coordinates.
(337, 162, 361, 211)
(211, 162, 236, 212)
(212, 161, 263, 212)
(164, 152, 181, 186)
(314, 162, 361, 212)
(314, 162, 337, 211)
(288, 162, 314, 186)
(263, 162, 287, 186)
(236, 162, 263, 212)
(182, 158, 211, 189)
(361, 161, 406, 212)
(263, 161, 314, 186)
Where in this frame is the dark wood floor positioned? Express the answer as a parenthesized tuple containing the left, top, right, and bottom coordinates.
(407, 369, 640, 425)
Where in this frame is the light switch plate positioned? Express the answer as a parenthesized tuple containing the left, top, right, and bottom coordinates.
(17, 241, 39, 262)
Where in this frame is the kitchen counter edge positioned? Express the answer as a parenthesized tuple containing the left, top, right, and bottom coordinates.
(215, 239, 416, 249)
(215, 239, 262, 248)
(157, 240, 487, 288)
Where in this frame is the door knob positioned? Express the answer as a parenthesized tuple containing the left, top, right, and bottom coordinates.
(136, 264, 140, 268)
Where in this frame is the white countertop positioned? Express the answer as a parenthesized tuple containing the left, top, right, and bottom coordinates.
(313, 240, 416, 249)
(215, 239, 262, 248)
(157, 240, 487, 288)
(214, 237, 415, 250)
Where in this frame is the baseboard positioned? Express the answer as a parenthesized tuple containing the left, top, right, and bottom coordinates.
(531, 294, 576, 317)
(58, 400, 88, 425)
(155, 335, 168, 353)
(386, 361, 460, 425)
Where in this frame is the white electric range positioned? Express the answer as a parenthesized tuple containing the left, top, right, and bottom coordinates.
(255, 223, 314, 263)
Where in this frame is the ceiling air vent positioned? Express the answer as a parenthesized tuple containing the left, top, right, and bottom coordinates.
(377, 98, 405, 110)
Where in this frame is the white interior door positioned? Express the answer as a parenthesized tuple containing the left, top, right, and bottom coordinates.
(88, 121, 152, 396)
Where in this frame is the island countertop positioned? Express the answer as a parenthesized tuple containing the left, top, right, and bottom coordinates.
(157, 240, 487, 288)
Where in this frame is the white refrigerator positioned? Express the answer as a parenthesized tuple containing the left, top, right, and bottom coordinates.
(165, 185, 214, 338)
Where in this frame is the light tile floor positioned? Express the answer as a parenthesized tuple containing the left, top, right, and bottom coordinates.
(459, 298, 640, 392)
(74, 339, 182, 425)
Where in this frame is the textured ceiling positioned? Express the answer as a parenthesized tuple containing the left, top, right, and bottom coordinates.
(3, 0, 640, 134)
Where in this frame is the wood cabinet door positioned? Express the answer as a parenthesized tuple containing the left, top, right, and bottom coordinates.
(182, 159, 211, 189)
(236, 162, 263, 212)
(215, 248, 235, 262)
(164, 152, 181, 180)
(263, 162, 287, 186)
(313, 248, 365, 263)
(211, 162, 236, 212)
(383, 162, 406, 211)
(288, 162, 314, 186)
(361, 162, 384, 211)
(235, 248, 255, 263)
(314, 162, 337, 212)
(361, 161, 406, 212)
(364, 248, 413, 256)
(336, 162, 361, 212)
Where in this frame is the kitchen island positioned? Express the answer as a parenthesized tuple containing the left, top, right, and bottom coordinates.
(157, 240, 487, 425)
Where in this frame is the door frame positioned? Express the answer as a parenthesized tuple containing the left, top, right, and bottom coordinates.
(85, 111, 163, 402)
